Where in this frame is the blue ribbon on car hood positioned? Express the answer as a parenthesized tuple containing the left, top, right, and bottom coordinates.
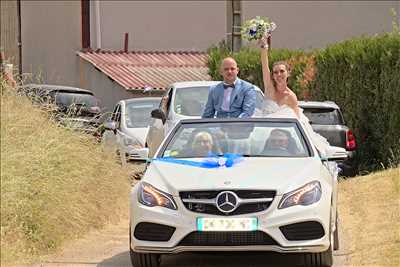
(153, 153, 244, 169)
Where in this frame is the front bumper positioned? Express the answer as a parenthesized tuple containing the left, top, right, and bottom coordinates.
(134, 244, 327, 254)
(125, 146, 148, 161)
(129, 188, 332, 254)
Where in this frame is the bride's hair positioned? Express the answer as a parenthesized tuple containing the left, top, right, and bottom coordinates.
(271, 61, 291, 88)
(272, 61, 291, 72)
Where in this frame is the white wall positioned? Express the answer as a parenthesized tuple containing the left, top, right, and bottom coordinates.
(242, 1, 399, 50)
(21, 1, 81, 85)
(94, 0, 227, 51)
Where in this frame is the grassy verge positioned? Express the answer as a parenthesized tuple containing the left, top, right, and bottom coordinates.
(339, 167, 400, 266)
(0, 80, 131, 264)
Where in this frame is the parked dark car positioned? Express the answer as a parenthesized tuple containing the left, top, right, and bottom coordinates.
(19, 84, 104, 138)
(299, 101, 357, 177)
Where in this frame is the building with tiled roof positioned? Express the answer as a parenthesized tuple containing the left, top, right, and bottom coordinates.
(78, 49, 210, 110)
(77, 50, 210, 90)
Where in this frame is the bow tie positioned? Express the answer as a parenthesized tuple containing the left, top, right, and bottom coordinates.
(223, 83, 235, 89)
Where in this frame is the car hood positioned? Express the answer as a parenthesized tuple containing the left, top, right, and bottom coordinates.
(124, 127, 148, 145)
(143, 157, 326, 196)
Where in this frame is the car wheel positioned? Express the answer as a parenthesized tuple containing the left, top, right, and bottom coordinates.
(130, 251, 160, 267)
(129, 225, 161, 267)
(303, 245, 333, 267)
(303, 219, 334, 267)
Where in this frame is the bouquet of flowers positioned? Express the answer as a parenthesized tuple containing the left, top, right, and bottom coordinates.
(241, 16, 277, 42)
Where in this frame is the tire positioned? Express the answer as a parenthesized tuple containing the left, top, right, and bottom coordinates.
(130, 251, 160, 267)
(129, 225, 160, 267)
(303, 219, 334, 267)
(303, 246, 333, 267)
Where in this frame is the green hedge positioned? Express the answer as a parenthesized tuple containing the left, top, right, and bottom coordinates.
(309, 33, 400, 170)
(206, 42, 313, 98)
(206, 33, 400, 172)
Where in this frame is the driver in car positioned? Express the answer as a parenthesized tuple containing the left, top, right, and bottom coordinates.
(263, 129, 292, 156)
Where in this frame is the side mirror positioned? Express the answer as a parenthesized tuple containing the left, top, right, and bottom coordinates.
(134, 147, 149, 160)
(104, 121, 117, 131)
(151, 109, 166, 124)
(323, 146, 348, 161)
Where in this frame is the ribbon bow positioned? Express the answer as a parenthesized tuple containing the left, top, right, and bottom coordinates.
(153, 154, 244, 169)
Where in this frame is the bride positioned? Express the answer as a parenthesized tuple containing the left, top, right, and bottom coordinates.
(256, 37, 334, 159)
(259, 36, 300, 118)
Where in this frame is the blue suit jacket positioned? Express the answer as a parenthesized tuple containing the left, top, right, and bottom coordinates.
(202, 79, 256, 118)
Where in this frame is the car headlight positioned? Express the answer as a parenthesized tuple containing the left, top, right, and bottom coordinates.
(138, 182, 177, 210)
(278, 181, 322, 209)
(123, 136, 143, 148)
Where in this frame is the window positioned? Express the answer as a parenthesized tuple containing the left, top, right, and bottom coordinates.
(302, 108, 343, 125)
(125, 100, 160, 128)
(161, 121, 310, 158)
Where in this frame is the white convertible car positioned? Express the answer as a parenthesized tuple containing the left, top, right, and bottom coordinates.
(129, 117, 345, 267)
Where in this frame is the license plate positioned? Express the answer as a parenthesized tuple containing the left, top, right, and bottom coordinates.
(197, 217, 258, 232)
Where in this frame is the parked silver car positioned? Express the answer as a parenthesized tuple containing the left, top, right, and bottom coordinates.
(146, 81, 265, 157)
(102, 97, 161, 162)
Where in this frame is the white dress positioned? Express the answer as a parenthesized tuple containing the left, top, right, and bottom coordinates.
(254, 98, 341, 176)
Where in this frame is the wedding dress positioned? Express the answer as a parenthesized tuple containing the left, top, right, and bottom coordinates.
(254, 98, 340, 176)
(254, 98, 333, 157)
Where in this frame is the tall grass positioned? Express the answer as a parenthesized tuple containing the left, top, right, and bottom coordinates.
(339, 167, 400, 266)
(0, 79, 131, 263)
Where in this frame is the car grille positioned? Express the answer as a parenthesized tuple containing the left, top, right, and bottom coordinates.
(179, 190, 275, 216)
(178, 231, 279, 246)
(280, 221, 325, 241)
(134, 222, 176, 241)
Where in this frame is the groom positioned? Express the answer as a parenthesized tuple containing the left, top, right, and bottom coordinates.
(202, 57, 256, 118)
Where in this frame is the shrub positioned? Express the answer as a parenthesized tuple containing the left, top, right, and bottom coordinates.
(206, 42, 315, 98)
(309, 32, 400, 170)
(206, 32, 400, 171)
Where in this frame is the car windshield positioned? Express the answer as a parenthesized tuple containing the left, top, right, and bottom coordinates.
(173, 86, 265, 116)
(161, 121, 310, 158)
(302, 108, 343, 125)
(55, 92, 98, 108)
(125, 100, 160, 128)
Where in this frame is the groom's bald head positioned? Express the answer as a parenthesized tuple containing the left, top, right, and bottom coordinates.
(220, 57, 239, 84)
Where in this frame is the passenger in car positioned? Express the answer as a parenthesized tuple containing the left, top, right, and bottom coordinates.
(180, 131, 221, 158)
(262, 129, 297, 156)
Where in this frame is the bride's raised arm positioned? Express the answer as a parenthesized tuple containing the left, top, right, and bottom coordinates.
(260, 43, 274, 99)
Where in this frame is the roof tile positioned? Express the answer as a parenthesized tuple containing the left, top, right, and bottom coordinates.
(77, 50, 211, 90)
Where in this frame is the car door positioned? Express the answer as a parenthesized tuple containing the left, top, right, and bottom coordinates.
(146, 88, 173, 157)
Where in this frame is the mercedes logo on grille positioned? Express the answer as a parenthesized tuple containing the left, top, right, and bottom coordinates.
(216, 191, 239, 213)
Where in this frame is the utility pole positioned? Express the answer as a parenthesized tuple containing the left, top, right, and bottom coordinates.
(226, 0, 242, 52)
(17, 0, 22, 76)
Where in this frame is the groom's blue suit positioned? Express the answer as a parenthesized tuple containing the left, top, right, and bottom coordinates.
(202, 79, 256, 118)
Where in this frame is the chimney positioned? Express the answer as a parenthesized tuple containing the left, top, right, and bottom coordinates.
(124, 33, 129, 52)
